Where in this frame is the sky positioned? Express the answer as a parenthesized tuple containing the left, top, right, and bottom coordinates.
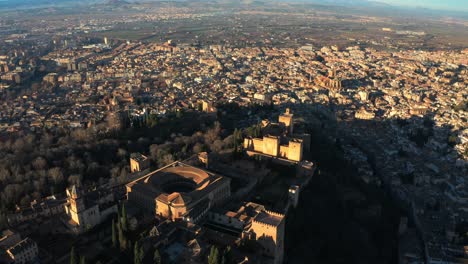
(373, 0, 468, 12)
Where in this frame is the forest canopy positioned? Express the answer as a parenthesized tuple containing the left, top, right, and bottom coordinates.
(0, 110, 233, 229)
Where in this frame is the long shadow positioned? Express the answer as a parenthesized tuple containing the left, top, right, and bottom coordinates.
(217, 100, 464, 264)
(0, 98, 464, 264)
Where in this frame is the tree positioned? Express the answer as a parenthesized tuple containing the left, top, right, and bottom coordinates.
(205, 122, 221, 144)
(117, 148, 128, 159)
(145, 114, 158, 128)
(117, 206, 121, 226)
(106, 112, 122, 131)
(244, 127, 254, 138)
(70, 247, 77, 264)
(448, 135, 458, 146)
(139, 244, 144, 263)
(118, 221, 127, 251)
(121, 204, 128, 232)
(149, 144, 159, 162)
(48, 167, 64, 186)
(176, 109, 183, 119)
(254, 123, 262, 138)
(68, 174, 82, 187)
(0, 213, 7, 230)
(232, 129, 243, 158)
(208, 246, 219, 264)
(134, 241, 144, 264)
(112, 218, 117, 248)
(221, 246, 231, 264)
(192, 143, 205, 154)
(79, 256, 86, 264)
(32, 156, 48, 170)
(118, 227, 127, 251)
(233, 133, 239, 153)
(12, 138, 26, 153)
(71, 129, 93, 143)
(210, 139, 224, 153)
(154, 249, 161, 264)
(134, 241, 139, 264)
(118, 168, 128, 184)
(20, 194, 31, 207)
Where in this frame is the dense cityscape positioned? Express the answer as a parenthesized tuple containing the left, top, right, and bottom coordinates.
(0, 0, 467, 264)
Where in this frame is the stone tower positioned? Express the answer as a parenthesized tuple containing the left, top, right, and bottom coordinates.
(250, 210, 285, 264)
(278, 108, 294, 134)
(287, 139, 303, 162)
(326, 69, 342, 89)
(68, 186, 85, 225)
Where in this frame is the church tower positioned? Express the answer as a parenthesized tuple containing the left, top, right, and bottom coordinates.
(68, 186, 85, 225)
(326, 69, 342, 89)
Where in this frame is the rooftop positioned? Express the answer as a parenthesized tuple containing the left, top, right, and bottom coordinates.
(7, 238, 36, 256)
(131, 152, 148, 162)
(128, 161, 229, 207)
(253, 211, 284, 227)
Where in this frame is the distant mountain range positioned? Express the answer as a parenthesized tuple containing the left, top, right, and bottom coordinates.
(106, 0, 130, 5)
(281, 0, 385, 6)
(0, 0, 466, 17)
(0, 0, 99, 9)
(0, 0, 391, 7)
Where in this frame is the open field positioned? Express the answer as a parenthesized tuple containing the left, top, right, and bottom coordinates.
(1, 1, 466, 50)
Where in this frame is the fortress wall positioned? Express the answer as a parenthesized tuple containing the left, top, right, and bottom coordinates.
(243, 138, 251, 149)
(156, 199, 171, 219)
(295, 133, 311, 152)
(251, 219, 285, 263)
(252, 138, 264, 152)
(170, 206, 188, 221)
(288, 140, 303, 162)
(243, 138, 264, 153)
(279, 145, 289, 159)
(278, 114, 293, 134)
(263, 136, 279, 157)
(252, 220, 278, 241)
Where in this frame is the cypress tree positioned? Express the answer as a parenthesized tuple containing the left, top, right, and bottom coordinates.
(154, 249, 161, 264)
(117, 206, 121, 229)
(233, 129, 238, 153)
(118, 221, 127, 251)
(222, 246, 231, 264)
(70, 246, 77, 264)
(112, 218, 117, 248)
(139, 243, 145, 264)
(134, 241, 139, 264)
(134, 241, 144, 264)
(256, 123, 262, 137)
(208, 246, 219, 264)
(121, 204, 128, 232)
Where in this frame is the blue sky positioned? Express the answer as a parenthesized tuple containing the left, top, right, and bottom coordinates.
(373, 0, 468, 12)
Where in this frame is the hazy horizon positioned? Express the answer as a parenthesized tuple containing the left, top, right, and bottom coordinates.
(0, 0, 467, 13)
(373, 0, 468, 12)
